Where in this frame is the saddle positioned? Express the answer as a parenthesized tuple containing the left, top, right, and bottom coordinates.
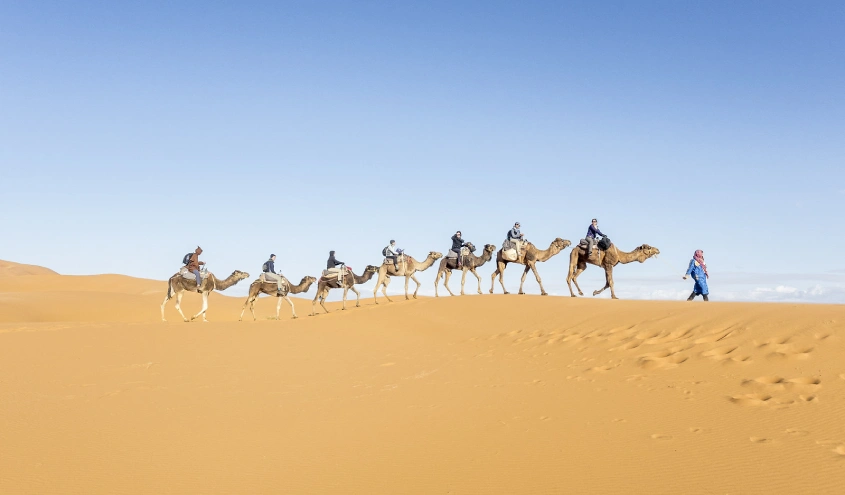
(578, 237, 612, 252)
(321, 267, 347, 283)
(180, 267, 210, 280)
(258, 273, 286, 284)
(445, 247, 470, 259)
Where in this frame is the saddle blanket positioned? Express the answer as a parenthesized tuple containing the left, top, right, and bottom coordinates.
(445, 247, 470, 259)
(383, 254, 408, 264)
(502, 249, 518, 262)
(259, 273, 287, 284)
(180, 267, 210, 280)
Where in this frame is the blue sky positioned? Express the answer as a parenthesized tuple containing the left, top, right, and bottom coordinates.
(1, 1, 843, 302)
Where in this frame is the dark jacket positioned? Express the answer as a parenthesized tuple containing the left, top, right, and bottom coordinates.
(507, 228, 523, 240)
(586, 225, 605, 239)
(264, 259, 276, 274)
(186, 247, 205, 272)
(451, 235, 467, 251)
(327, 252, 344, 269)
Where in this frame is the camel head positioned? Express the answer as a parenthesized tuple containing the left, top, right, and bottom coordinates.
(301, 275, 317, 286)
(551, 238, 572, 251)
(428, 251, 443, 260)
(233, 270, 251, 280)
(364, 265, 380, 273)
(635, 244, 660, 262)
(483, 244, 496, 254)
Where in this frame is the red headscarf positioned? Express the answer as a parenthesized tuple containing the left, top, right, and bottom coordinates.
(694, 250, 708, 278)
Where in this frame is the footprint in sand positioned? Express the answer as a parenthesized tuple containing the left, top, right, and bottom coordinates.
(694, 329, 734, 344)
(702, 345, 738, 361)
(750, 437, 772, 444)
(767, 347, 814, 361)
(651, 433, 673, 440)
(689, 427, 710, 434)
(785, 429, 809, 436)
(729, 393, 772, 406)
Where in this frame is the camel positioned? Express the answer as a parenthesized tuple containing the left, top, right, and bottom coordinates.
(373, 251, 443, 303)
(161, 269, 250, 322)
(434, 243, 496, 296)
(489, 238, 571, 296)
(239, 275, 317, 321)
(566, 242, 660, 299)
(311, 265, 379, 316)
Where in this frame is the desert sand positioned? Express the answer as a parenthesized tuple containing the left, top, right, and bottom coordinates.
(1, 259, 844, 494)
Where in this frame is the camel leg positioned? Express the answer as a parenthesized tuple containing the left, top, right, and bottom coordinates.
(530, 263, 548, 296)
(434, 270, 441, 297)
(411, 274, 421, 299)
(460, 268, 467, 295)
(191, 292, 209, 322)
(381, 276, 393, 303)
(350, 286, 361, 307)
(443, 269, 456, 296)
(470, 268, 482, 294)
(239, 295, 254, 321)
(568, 266, 587, 297)
(518, 264, 531, 294)
(275, 296, 284, 320)
(492, 262, 509, 294)
(160, 283, 173, 321)
(284, 295, 297, 318)
(404, 275, 411, 300)
(342, 287, 349, 310)
(174, 291, 189, 322)
(593, 268, 615, 298)
(489, 268, 497, 294)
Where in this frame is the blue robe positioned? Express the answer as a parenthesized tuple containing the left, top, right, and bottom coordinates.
(686, 259, 709, 295)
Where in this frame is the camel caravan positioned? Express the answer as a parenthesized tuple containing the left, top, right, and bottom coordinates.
(161, 220, 668, 322)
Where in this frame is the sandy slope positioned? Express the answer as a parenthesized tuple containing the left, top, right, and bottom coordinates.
(1, 262, 844, 494)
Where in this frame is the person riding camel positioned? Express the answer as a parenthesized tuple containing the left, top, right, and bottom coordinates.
(585, 218, 606, 256)
(326, 251, 344, 270)
(507, 222, 524, 257)
(262, 254, 285, 294)
(683, 249, 710, 301)
(384, 240, 400, 272)
(185, 246, 205, 293)
(451, 231, 469, 269)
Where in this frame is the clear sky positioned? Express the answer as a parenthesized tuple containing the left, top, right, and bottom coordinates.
(2, 1, 843, 302)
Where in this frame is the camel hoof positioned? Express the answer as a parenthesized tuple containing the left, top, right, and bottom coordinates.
(477, 291, 482, 295)
(489, 290, 493, 294)
(541, 292, 548, 296)
(570, 295, 577, 298)
(503, 291, 510, 295)
(578, 292, 584, 296)
(292, 316, 298, 319)
(611, 296, 619, 300)
(518, 291, 525, 295)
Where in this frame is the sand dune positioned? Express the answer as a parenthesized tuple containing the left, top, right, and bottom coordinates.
(1, 262, 844, 493)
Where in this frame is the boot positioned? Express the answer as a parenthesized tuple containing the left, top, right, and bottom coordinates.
(394, 264, 399, 272)
(703, 295, 709, 302)
(686, 292, 696, 301)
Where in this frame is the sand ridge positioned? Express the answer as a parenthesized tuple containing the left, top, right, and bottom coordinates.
(1, 263, 844, 493)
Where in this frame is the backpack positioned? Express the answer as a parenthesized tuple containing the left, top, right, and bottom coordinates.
(598, 237, 611, 251)
(262, 261, 270, 273)
(382, 247, 389, 256)
(182, 253, 193, 265)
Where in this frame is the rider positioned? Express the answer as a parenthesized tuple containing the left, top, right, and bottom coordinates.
(327, 250, 344, 270)
(262, 254, 285, 294)
(451, 231, 469, 269)
(507, 222, 524, 257)
(585, 218, 606, 256)
(384, 240, 400, 272)
(186, 246, 205, 293)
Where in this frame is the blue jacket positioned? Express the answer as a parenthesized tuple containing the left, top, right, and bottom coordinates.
(586, 224, 605, 239)
(451, 235, 468, 251)
(507, 228, 523, 240)
(264, 259, 276, 274)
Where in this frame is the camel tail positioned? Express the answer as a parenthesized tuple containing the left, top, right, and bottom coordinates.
(166, 281, 173, 299)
